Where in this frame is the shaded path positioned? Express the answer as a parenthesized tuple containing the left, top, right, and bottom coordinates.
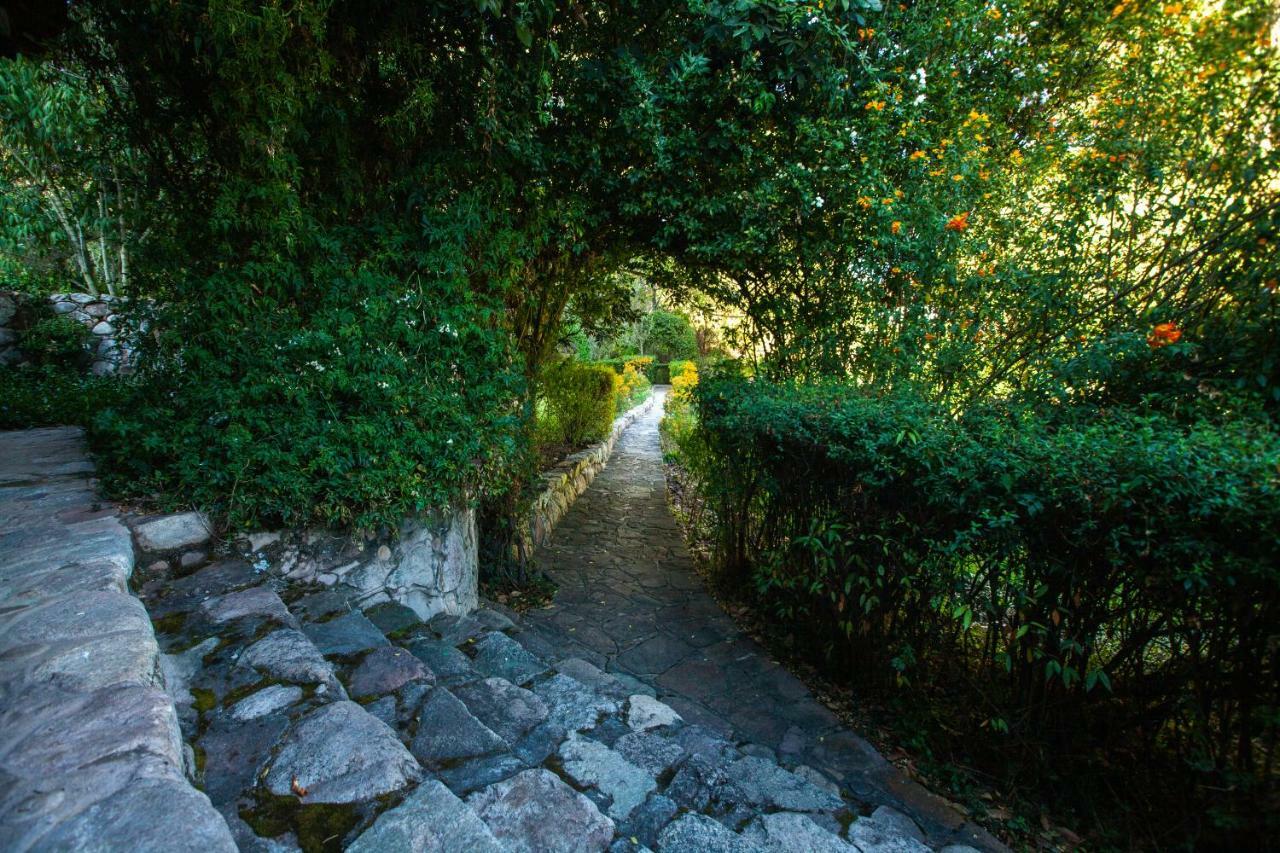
(514, 390, 1003, 851)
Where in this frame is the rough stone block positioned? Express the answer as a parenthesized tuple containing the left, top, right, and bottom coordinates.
(560, 736, 657, 820)
(410, 686, 507, 766)
(263, 701, 421, 803)
(132, 512, 212, 552)
(468, 768, 615, 853)
(349, 779, 503, 852)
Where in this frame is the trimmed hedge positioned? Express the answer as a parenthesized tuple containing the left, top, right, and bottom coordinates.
(688, 375, 1280, 785)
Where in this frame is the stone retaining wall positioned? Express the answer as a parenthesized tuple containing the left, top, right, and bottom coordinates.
(518, 392, 657, 559)
(0, 428, 234, 851)
(0, 290, 133, 375)
(232, 506, 479, 621)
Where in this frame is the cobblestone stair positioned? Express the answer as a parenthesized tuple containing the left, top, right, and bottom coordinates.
(143, 559, 984, 852)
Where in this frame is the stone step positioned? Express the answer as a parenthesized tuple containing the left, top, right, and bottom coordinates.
(143, 554, 958, 853)
(145, 564, 428, 850)
(0, 430, 235, 853)
(366, 608, 946, 853)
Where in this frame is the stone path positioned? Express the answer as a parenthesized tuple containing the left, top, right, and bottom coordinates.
(0, 428, 234, 852)
(512, 389, 1003, 851)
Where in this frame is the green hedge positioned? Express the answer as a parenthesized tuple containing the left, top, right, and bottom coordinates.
(689, 376, 1280, 786)
(540, 360, 618, 448)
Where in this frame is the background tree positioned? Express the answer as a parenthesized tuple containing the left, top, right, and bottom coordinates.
(0, 56, 146, 296)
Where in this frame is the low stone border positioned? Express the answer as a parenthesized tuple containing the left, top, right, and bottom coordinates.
(0, 428, 235, 852)
(225, 506, 480, 622)
(519, 392, 658, 557)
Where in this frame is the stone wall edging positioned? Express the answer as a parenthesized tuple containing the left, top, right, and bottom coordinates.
(0, 290, 134, 375)
(227, 505, 479, 622)
(0, 428, 235, 851)
(522, 391, 657, 554)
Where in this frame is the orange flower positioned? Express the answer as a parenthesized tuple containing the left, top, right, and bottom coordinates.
(865, 100, 886, 111)
(1147, 322, 1182, 348)
(945, 211, 970, 232)
(909, 150, 927, 161)
(891, 221, 902, 234)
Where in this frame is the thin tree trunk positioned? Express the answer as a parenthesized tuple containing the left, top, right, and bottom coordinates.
(115, 166, 129, 293)
(97, 190, 116, 297)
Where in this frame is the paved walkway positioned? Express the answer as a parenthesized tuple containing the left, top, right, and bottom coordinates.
(514, 390, 1002, 851)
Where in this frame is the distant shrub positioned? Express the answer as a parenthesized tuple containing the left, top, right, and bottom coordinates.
(659, 360, 699, 458)
(642, 309, 698, 363)
(540, 359, 618, 448)
(616, 362, 652, 412)
(625, 355, 654, 373)
(669, 360, 698, 404)
(596, 355, 657, 384)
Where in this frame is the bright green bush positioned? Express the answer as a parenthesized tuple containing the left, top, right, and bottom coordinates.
(688, 375, 1280, 796)
(641, 310, 697, 364)
(539, 360, 618, 449)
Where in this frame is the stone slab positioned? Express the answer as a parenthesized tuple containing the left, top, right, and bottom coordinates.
(349, 779, 503, 852)
(468, 768, 615, 853)
(263, 700, 421, 803)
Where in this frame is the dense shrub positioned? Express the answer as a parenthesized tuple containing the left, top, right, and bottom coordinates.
(20, 316, 92, 369)
(668, 360, 696, 386)
(615, 363, 651, 413)
(0, 365, 132, 429)
(596, 355, 656, 382)
(659, 360, 699, 457)
(539, 360, 618, 448)
(92, 236, 521, 531)
(641, 310, 698, 363)
(686, 375, 1280, 816)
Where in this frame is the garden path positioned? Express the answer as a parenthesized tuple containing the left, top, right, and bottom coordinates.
(512, 389, 1004, 851)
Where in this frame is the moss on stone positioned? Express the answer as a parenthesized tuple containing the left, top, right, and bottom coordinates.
(240, 792, 364, 852)
(191, 687, 217, 714)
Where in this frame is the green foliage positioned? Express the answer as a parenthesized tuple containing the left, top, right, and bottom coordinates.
(19, 316, 91, 369)
(0, 365, 131, 429)
(685, 374, 1280, 841)
(538, 359, 618, 448)
(640, 310, 698, 363)
(61, 0, 888, 548)
(0, 56, 145, 297)
(92, 225, 521, 531)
